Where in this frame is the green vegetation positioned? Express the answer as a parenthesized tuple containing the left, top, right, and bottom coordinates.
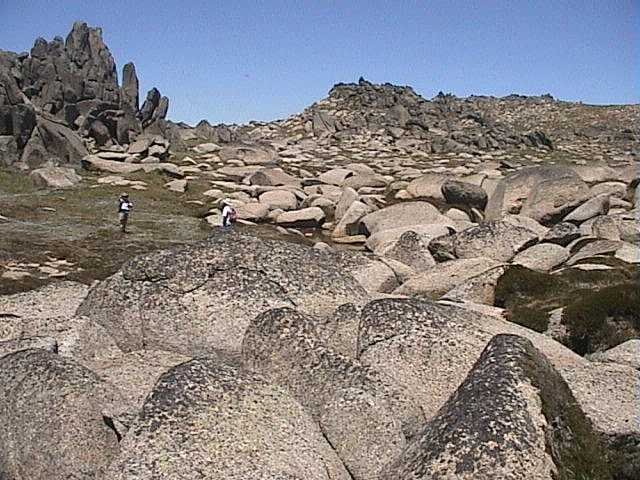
(607, 436, 640, 480)
(562, 282, 640, 355)
(495, 264, 639, 354)
(505, 306, 550, 333)
(0, 168, 37, 194)
(525, 350, 613, 480)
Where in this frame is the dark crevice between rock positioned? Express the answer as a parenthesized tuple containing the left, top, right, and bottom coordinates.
(318, 425, 356, 480)
(356, 332, 406, 359)
(140, 272, 172, 284)
(514, 236, 539, 255)
(102, 415, 122, 443)
(377, 258, 404, 290)
(163, 277, 209, 295)
(138, 294, 148, 351)
(210, 265, 299, 309)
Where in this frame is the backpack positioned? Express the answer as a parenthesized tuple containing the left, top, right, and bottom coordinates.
(229, 208, 238, 221)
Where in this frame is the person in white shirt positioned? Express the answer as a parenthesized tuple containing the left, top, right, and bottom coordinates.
(118, 193, 133, 233)
(221, 199, 236, 228)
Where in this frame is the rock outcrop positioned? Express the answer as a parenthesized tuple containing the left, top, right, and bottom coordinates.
(29, 164, 81, 188)
(105, 359, 351, 479)
(486, 166, 591, 224)
(0, 349, 121, 479)
(0, 22, 170, 168)
(262, 81, 558, 155)
(120, 62, 139, 111)
(356, 297, 639, 473)
(382, 334, 611, 480)
(242, 307, 422, 479)
(431, 220, 539, 262)
(77, 232, 368, 356)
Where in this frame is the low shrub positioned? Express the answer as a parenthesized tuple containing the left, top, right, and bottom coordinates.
(506, 306, 550, 333)
(494, 265, 561, 309)
(561, 282, 640, 355)
(495, 264, 638, 353)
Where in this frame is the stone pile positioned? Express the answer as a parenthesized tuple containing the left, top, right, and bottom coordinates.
(237, 79, 638, 161)
(271, 79, 557, 154)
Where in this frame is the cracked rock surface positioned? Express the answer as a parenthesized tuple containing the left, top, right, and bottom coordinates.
(77, 231, 369, 356)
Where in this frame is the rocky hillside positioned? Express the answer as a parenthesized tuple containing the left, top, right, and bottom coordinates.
(1, 21, 639, 480)
(236, 78, 639, 161)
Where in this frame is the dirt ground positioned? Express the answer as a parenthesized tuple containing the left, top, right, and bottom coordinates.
(0, 167, 212, 295)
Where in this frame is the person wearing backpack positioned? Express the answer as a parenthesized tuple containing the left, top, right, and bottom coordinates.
(221, 198, 237, 228)
(118, 192, 133, 233)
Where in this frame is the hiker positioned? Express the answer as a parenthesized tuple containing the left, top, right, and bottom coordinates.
(221, 198, 237, 228)
(118, 192, 133, 233)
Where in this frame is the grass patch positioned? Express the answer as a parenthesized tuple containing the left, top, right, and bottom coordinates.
(0, 168, 212, 223)
(0, 168, 37, 195)
(0, 166, 213, 295)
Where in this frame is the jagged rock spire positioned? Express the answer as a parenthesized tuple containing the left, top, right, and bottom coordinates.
(121, 62, 139, 111)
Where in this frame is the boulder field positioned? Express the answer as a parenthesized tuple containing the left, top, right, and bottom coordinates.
(2, 82, 639, 479)
(1, 20, 639, 480)
(1, 228, 638, 479)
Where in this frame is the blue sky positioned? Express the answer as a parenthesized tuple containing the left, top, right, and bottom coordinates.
(1, 0, 637, 124)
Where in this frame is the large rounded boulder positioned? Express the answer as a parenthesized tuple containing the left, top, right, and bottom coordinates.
(395, 257, 501, 298)
(382, 334, 611, 480)
(441, 178, 488, 210)
(105, 359, 350, 480)
(406, 173, 449, 201)
(241, 308, 423, 433)
(360, 201, 453, 236)
(429, 220, 539, 262)
(0, 349, 121, 480)
(77, 232, 369, 356)
(356, 298, 640, 476)
(242, 307, 422, 479)
(486, 166, 590, 224)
